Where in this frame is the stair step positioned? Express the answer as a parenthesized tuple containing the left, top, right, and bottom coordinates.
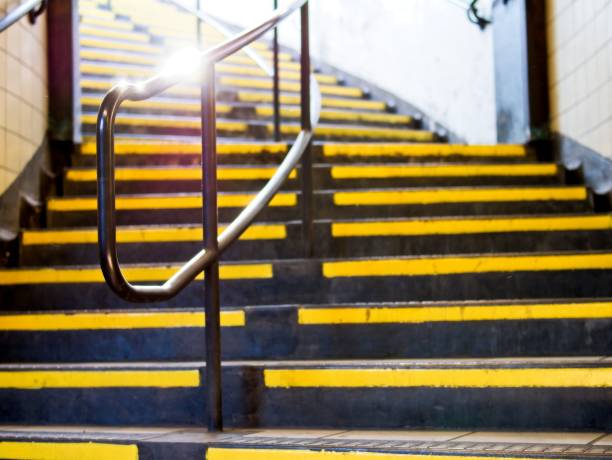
(74, 139, 535, 166)
(2, 426, 609, 459)
(79, 58, 338, 84)
(0, 358, 611, 429)
(45, 186, 590, 227)
(62, 163, 561, 196)
(3, 252, 612, 309)
(2, 299, 612, 362)
(80, 94, 410, 126)
(18, 215, 612, 265)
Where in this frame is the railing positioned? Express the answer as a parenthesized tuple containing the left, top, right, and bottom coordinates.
(96, 0, 320, 431)
(0, 0, 46, 33)
(165, 0, 290, 141)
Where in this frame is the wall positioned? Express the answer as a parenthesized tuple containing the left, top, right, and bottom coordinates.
(547, 0, 612, 159)
(204, 0, 498, 144)
(0, 1, 48, 195)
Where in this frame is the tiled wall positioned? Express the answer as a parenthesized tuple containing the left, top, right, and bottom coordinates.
(0, 1, 48, 194)
(547, 0, 612, 158)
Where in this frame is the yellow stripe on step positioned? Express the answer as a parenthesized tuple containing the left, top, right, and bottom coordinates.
(333, 187, 586, 206)
(0, 310, 245, 331)
(239, 91, 387, 110)
(298, 301, 612, 325)
(322, 253, 612, 278)
(0, 370, 199, 389)
(208, 448, 588, 460)
(222, 77, 363, 97)
(256, 106, 412, 124)
(80, 17, 134, 30)
(22, 224, 287, 245)
(80, 62, 151, 78)
(47, 193, 296, 211)
(80, 114, 247, 132)
(331, 164, 558, 179)
(0, 264, 273, 285)
(278, 124, 435, 141)
(264, 367, 612, 388)
(80, 48, 158, 65)
(66, 167, 296, 182)
(80, 37, 159, 54)
(216, 64, 337, 84)
(80, 140, 287, 155)
(80, 96, 232, 114)
(79, 26, 149, 42)
(0, 441, 138, 460)
(78, 8, 115, 20)
(332, 215, 612, 237)
(324, 143, 527, 157)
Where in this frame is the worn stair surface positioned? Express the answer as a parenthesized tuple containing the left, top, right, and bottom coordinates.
(2, 0, 612, 456)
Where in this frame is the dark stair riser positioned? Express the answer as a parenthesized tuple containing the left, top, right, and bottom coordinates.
(62, 169, 563, 196)
(46, 198, 591, 227)
(1, 365, 612, 429)
(4, 264, 612, 309)
(81, 102, 416, 128)
(19, 228, 612, 266)
(3, 312, 611, 362)
(71, 149, 540, 167)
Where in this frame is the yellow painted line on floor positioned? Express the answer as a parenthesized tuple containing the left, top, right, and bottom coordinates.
(333, 186, 586, 206)
(264, 367, 612, 388)
(0, 441, 138, 460)
(0, 263, 273, 285)
(0, 310, 245, 331)
(323, 143, 528, 157)
(22, 224, 287, 245)
(256, 106, 412, 124)
(80, 48, 158, 65)
(66, 167, 296, 182)
(80, 62, 152, 78)
(80, 140, 287, 155)
(80, 17, 134, 30)
(239, 92, 387, 111)
(322, 252, 612, 278)
(0, 370, 199, 389)
(79, 25, 149, 42)
(298, 301, 612, 325)
(48, 193, 296, 212)
(222, 77, 363, 97)
(208, 448, 578, 460)
(332, 215, 612, 237)
(331, 164, 558, 179)
(217, 64, 337, 84)
(78, 8, 115, 20)
(80, 95, 232, 114)
(278, 124, 435, 141)
(80, 113, 247, 132)
(80, 37, 159, 54)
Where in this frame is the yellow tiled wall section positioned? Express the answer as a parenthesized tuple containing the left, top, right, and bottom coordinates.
(0, 2, 48, 194)
(547, 0, 612, 157)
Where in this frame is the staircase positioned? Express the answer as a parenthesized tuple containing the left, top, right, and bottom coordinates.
(1, 0, 612, 458)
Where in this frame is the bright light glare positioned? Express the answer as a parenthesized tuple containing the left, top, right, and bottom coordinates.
(162, 47, 203, 79)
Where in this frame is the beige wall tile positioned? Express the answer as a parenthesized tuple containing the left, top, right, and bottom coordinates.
(548, 0, 612, 158)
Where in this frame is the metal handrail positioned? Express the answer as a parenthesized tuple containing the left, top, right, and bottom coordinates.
(96, 0, 319, 431)
(0, 0, 47, 33)
(165, 0, 295, 141)
(167, 0, 274, 76)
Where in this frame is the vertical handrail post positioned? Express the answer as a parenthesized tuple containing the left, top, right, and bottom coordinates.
(201, 63, 223, 432)
(272, 0, 281, 141)
(299, 2, 313, 257)
(196, 0, 202, 46)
